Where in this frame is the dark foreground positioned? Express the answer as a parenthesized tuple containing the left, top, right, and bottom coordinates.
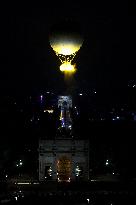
(0, 180, 136, 204)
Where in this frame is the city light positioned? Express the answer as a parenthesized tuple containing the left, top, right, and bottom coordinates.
(75, 165, 81, 176)
(48, 167, 52, 176)
(16, 160, 23, 167)
(87, 198, 90, 203)
(15, 196, 18, 201)
(17, 182, 31, 185)
(44, 109, 54, 113)
(106, 160, 109, 166)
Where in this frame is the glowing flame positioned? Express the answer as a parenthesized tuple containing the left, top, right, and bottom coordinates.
(60, 62, 76, 73)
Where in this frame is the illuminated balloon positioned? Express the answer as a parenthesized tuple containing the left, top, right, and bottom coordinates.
(49, 21, 83, 73)
(50, 33, 83, 55)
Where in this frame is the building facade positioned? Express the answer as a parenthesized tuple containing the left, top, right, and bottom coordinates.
(39, 139, 89, 182)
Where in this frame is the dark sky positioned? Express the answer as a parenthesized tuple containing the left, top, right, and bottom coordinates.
(1, 3, 136, 175)
(0, 3, 132, 96)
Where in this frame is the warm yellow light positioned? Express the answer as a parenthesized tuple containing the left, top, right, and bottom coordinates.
(60, 62, 76, 72)
(44, 109, 54, 113)
(60, 111, 63, 120)
(51, 43, 81, 55)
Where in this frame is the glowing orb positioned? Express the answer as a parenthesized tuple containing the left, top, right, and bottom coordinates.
(50, 36, 83, 55)
(60, 62, 76, 72)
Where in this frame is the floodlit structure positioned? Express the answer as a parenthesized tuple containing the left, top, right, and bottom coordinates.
(39, 139, 89, 182)
(58, 96, 72, 130)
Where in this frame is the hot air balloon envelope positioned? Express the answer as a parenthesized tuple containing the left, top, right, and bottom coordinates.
(50, 34, 83, 55)
(49, 21, 83, 55)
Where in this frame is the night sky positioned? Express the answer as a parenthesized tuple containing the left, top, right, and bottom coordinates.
(0, 3, 132, 96)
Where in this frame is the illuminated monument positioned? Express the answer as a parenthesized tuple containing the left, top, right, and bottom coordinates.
(39, 22, 89, 182)
(58, 95, 72, 130)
